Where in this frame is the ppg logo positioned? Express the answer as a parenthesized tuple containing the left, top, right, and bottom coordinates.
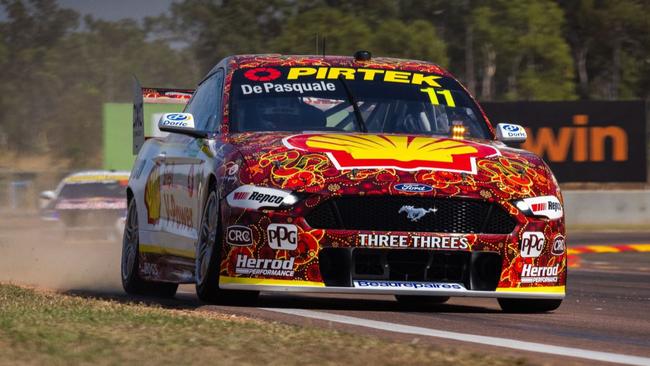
(520, 232, 545, 258)
(267, 223, 297, 250)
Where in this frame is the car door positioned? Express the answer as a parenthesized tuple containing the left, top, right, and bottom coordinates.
(157, 70, 224, 261)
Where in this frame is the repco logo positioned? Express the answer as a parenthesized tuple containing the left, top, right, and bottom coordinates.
(520, 232, 545, 258)
(226, 225, 252, 246)
(250, 191, 284, 204)
(267, 223, 297, 250)
(522, 115, 627, 162)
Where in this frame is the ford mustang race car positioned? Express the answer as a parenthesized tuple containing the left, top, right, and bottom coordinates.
(122, 52, 566, 312)
(41, 170, 129, 240)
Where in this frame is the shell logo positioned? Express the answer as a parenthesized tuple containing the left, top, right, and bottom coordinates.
(144, 166, 161, 224)
(283, 134, 499, 174)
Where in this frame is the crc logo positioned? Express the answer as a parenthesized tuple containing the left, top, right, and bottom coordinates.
(226, 225, 253, 246)
(267, 223, 297, 250)
(520, 232, 545, 258)
(552, 234, 565, 256)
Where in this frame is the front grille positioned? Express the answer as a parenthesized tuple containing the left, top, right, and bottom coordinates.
(58, 209, 121, 227)
(318, 248, 502, 291)
(305, 196, 516, 234)
(353, 249, 470, 284)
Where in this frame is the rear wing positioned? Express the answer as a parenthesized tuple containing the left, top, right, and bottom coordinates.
(132, 76, 194, 154)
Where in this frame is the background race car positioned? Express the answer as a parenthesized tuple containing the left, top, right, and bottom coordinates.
(40, 171, 129, 241)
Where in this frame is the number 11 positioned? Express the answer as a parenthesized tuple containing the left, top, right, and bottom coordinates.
(420, 88, 456, 107)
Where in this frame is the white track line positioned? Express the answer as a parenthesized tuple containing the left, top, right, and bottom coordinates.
(260, 308, 650, 366)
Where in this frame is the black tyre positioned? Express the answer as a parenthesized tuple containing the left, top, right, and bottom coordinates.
(121, 199, 178, 297)
(395, 295, 450, 306)
(195, 190, 258, 304)
(498, 298, 562, 313)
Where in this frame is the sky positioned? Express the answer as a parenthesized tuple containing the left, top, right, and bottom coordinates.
(1, 0, 177, 21)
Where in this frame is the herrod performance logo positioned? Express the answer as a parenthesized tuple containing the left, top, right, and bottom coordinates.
(235, 254, 295, 277)
(520, 264, 559, 284)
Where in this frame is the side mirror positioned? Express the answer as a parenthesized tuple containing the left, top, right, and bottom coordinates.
(158, 113, 209, 138)
(496, 123, 527, 143)
(39, 190, 56, 209)
(40, 190, 56, 200)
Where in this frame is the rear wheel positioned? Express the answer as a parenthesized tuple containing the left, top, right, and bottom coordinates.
(195, 189, 258, 304)
(121, 199, 178, 297)
(498, 298, 562, 313)
(395, 295, 450, 305)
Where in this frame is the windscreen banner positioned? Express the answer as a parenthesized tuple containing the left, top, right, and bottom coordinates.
(482, 101, 648, 183)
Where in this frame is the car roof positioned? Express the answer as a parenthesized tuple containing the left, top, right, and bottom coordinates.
(222, 54, 453, 77)
(62, 170, 130, 184)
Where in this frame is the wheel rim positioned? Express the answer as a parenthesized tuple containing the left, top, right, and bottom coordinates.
(197, 192, 218, 285)
(121, 202, 138, 281)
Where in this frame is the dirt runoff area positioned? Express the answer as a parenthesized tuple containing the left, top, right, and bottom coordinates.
(0, 213, 122, 291)
(0, 284, 531, 366)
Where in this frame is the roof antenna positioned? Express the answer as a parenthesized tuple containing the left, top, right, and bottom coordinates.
(322, 36, 326, 57)
(315, 33, 319, 54)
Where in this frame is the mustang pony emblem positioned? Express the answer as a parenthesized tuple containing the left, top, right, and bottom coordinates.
(398, 205, 438, 222)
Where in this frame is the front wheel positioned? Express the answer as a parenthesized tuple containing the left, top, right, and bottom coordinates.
(195, 190, 258, 304)
(121, 199, 178, 297)
(498, 298, 562, 313)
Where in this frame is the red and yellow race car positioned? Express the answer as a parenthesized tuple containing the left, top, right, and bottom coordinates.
(122, 52, 566, 312)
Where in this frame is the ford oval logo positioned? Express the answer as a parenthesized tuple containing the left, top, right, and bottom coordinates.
(394, 183, 433, 193)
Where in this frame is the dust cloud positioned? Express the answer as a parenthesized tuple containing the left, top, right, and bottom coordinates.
(0, 215, 123, 292)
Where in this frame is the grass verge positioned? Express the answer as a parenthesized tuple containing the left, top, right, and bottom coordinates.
(0, 284, 529, 366)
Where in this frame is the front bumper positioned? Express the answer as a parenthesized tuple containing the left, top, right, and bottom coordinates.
(219, 276, 565, 299)
(219, 194, 567, 299)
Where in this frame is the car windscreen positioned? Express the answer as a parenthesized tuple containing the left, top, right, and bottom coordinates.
(58, 182, 125, 199)
(229, 66, 491, 139)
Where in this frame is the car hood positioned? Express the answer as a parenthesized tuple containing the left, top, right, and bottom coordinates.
(229, 131, 559, 200)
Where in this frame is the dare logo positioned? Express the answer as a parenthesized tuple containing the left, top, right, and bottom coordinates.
(283, 133, 499, 174)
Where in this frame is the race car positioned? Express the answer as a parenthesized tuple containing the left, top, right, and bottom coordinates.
(41, 170, 129, 240)
(122, 52, 566, 312)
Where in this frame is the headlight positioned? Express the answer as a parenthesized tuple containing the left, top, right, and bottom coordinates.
(513, 195, 563, 220)
(226, 185, 302, 210)
(281, 193, 299, 206)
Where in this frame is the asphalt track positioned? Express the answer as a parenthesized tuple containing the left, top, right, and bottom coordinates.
(191, 232, 650, 366)
(1, 220, 649, 366)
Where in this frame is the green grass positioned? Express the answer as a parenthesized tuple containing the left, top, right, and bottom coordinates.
(0, 284, 530, 366)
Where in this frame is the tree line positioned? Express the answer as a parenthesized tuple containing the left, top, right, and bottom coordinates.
(1, 0, 649, 167)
